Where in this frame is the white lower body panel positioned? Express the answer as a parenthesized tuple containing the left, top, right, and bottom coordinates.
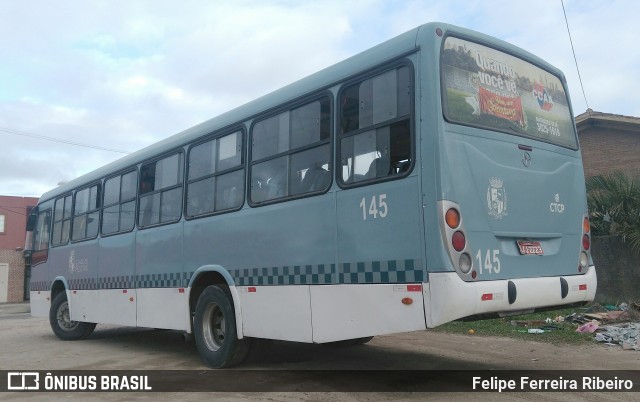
(61, 289, 136, 326)
(425, 266, 597, 327)
(137, 288, 190, 331)
(237, 285, 313, 342)
(30, 291, 50, 318)
(236, 284, 427, 343)
(310, 284, 427, 343)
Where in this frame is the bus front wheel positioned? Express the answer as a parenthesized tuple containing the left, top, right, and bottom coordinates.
(49, 291, 96, 340)
(193, 285, 250, 368)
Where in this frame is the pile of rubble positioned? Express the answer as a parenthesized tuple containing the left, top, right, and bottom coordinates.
(572, 302, 640, 351)
(509, 302, 640, 351)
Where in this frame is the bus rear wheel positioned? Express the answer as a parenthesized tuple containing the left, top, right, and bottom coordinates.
(49, 291, 96, 340)
(193, 285, 250, 368)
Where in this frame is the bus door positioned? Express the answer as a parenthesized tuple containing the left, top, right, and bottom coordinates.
(97, 172, 138, 326)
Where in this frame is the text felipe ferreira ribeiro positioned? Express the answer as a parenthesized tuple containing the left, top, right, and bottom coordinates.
(473, 376, 634, 392)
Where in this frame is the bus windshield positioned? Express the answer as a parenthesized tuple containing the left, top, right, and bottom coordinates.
(441, 36, 577, 149)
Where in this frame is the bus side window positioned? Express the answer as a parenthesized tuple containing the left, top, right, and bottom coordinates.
(139, 153, 184, 228)
(51, 194, 72, 246)
(186, 130, 244, 218)
(102, 170, 137, 235)
(250, 96, 331, 205)
(339, 64, 413, 185)
(72, 184, 100, 242)
(33, 210, 51, 251)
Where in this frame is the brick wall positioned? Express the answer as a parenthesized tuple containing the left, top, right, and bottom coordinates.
(580, 127, 640, 178)
(0, 250, 26, 302)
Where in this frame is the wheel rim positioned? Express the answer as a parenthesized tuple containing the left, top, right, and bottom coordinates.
(202, 302, 225, 352)
(56, 300, 79, 331)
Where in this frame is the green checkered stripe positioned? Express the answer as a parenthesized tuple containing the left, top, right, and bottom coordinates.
(231, 259, 424, 286)
(231, 264, 336, 286)
(30, 281, 51, 292)
(99, 276, 135, 289)
(135, 272, 190, 288)
(339, 259, 423, 284)
(68, 278, 97, 290)
(33, 259, 423, 290)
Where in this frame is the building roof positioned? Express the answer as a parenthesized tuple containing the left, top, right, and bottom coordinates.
(576, 109, 640, 133)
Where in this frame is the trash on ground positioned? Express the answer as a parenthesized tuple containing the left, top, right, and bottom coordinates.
(576, 321, 599, 333)
(593, 323, 640, 351)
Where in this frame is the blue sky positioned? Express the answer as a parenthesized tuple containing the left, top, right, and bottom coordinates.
(1, 0, 638, 197)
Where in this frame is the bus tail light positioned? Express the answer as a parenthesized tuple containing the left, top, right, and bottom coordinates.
(459, 253, 472, 273)
(579, 215, 592, 273)
(579, 252, 589, 270)
(452, 231, 466, 251)
(445, 208, 460, 229)
(439, 201, 474, 280)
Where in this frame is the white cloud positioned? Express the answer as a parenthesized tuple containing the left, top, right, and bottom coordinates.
(0, 0, 638, 196)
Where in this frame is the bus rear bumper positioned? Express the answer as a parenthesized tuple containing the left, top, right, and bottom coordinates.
(425, 266, 597, 327)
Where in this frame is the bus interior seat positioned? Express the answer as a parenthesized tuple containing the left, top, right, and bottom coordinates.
(299, 166, 330, 192)
(365, 156, 391, 179)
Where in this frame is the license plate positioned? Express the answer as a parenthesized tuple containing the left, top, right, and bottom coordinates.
(517, 240, 544, 255)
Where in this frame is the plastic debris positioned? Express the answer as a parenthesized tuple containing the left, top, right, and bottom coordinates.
(594, 323, 640, 351)
(576, 321, 599, 333)
(510, 320, 546, 327)
(528, 329, 544, 334)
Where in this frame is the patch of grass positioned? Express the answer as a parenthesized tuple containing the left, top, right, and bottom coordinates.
(432, 308, 596, 345)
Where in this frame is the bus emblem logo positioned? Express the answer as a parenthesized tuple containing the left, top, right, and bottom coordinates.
(487, 177, 508, 219)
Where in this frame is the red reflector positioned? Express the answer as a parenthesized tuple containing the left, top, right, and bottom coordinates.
(407, 285, 422, 292)
(481, 293, 493, 301)
(452, 231, 466, 252)
(579, 284, 587, 291)
(122, 289, 128, 294)
(401, 297, 413, 305)
(178, 288, 185, 293)
(248, 287, 256, 293)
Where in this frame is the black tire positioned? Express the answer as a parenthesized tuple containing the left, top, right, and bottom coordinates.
(49, 291, 96, 340)
(193, 285, 250, 368)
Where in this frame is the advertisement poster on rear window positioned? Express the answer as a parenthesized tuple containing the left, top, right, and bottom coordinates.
(441, 36, 577, 149)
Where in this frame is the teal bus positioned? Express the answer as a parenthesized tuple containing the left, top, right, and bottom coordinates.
(26, 22, 596, 368)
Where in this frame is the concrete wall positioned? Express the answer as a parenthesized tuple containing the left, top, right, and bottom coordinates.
(591, 236, 640, 303)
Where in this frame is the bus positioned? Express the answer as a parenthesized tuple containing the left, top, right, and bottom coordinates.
(26, 22, 596, 368)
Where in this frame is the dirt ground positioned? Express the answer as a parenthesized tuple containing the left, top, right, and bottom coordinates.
(1, 304, 639, 401)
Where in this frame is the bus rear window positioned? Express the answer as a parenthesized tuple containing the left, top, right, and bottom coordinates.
(441, 36, 577, 149)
